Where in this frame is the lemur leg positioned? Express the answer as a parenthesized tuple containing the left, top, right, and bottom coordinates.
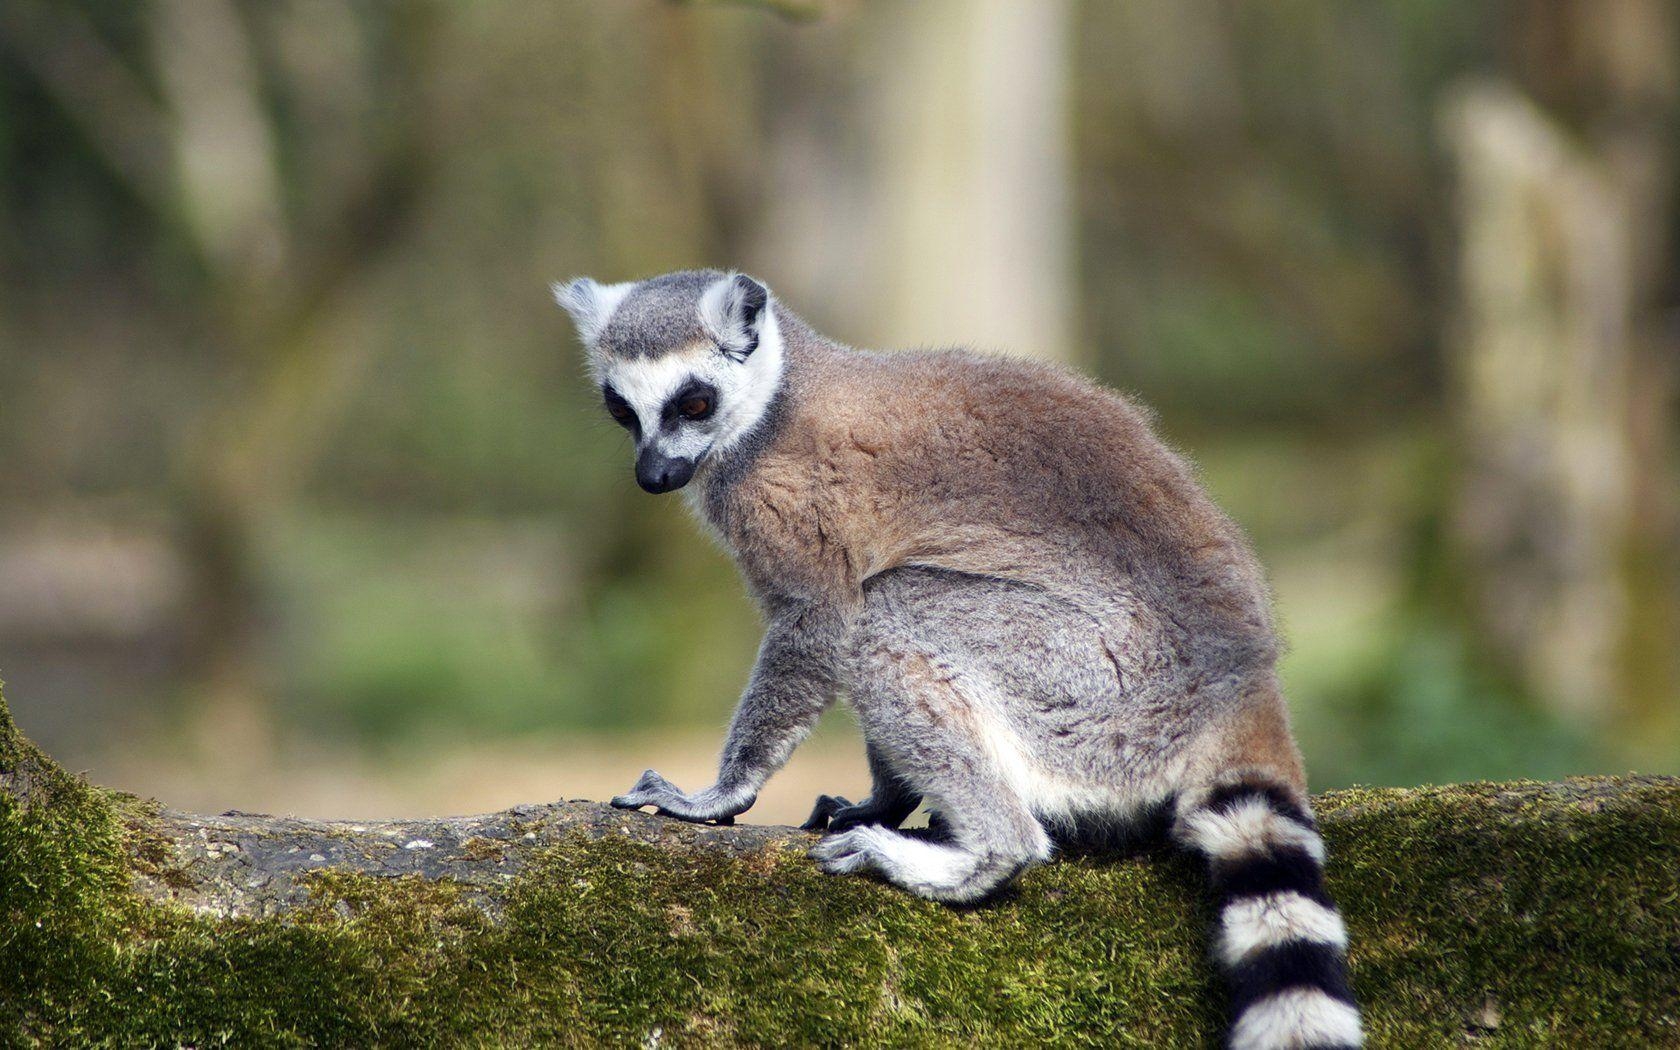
(612, 601, 845, 823)
(810, 651, 1051, 904)
(809, 732, 1049, 904)
(800, 740, 922, 832)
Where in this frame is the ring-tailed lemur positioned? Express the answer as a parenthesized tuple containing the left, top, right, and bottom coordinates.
(556, 269, 1360, 1050)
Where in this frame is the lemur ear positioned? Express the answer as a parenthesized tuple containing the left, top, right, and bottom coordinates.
(699, 273, 770, 361)
(552, 277, 633, 347)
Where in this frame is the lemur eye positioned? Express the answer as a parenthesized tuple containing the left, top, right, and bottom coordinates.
(604, 396, 634, 427)
(679, 396, 713, 421)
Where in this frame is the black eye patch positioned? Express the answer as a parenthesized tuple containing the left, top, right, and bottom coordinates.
(662, 381, 718, 428)
(602, 386, 640, 437)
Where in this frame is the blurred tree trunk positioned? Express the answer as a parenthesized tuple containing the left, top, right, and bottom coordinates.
(868, 0, 1077, 363)
(151, 0, 288, 759)
(147, 1, 436, 759)
(1441, 0, 1679, 744)
(757, 0, 1078, 363)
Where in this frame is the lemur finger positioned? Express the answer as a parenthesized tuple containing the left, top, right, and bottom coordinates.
(799, 794, 854, 832)
(816, 851, 871, 875)
(808, 827, 868, 861)
(826, 802, 891, 834)
(610, 770, 684, 810)
(809, 828, 878, 874)
(650, 805, 734, 826)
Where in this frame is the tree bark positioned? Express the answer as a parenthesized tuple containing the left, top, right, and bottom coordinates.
(124, 772, 1676, 922)
(136, 801, 798, 918)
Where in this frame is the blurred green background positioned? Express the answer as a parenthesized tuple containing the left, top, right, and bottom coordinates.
(1, 0, 1675, 822)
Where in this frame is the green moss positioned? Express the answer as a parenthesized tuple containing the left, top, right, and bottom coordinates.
(0, 681, 153, 1045)
(1320, 782, 1680, 1047)
(4, 684, 1679, 1047)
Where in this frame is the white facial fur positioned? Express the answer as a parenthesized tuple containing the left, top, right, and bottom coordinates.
(601, 303, 784, 464)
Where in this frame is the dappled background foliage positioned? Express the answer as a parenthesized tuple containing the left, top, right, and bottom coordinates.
(0, 0, 1675, 820)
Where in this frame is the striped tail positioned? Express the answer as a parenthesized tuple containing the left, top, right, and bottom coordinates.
(1174, 778, 1362, 1050)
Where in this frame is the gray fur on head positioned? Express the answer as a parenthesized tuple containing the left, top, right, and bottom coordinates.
(556, 269, 773, 363)
(596, 270, 718, 358)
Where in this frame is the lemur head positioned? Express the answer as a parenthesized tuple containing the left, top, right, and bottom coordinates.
(554, 269, 783, 494)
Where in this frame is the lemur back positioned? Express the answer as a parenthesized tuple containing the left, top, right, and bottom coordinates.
(559, 270, 1360, 1050)
(711, 336, 1276, 676)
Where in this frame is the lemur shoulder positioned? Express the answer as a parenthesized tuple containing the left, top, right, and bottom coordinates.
(557, 269, 1360, 1050)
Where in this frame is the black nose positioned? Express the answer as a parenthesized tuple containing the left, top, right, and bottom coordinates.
(635, 449, 695, 493)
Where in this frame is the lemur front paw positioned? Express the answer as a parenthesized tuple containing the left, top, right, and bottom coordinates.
(610, 769, 753, 825)
(799, 794, 854, 832)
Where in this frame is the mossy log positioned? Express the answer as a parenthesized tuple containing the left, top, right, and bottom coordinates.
(3, 686, 1678, 1047)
